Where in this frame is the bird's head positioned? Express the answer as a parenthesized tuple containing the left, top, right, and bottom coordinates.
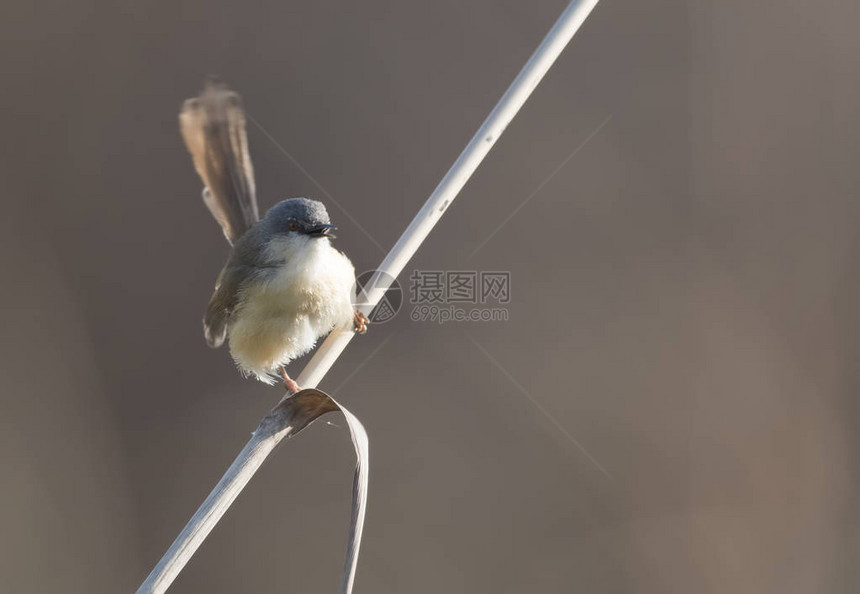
(263, 197, 336, 239)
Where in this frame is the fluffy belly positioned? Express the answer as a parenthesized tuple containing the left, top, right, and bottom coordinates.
(228, 247, 354, 383)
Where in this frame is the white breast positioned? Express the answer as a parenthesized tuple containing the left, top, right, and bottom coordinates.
(227, 236, 355, 383)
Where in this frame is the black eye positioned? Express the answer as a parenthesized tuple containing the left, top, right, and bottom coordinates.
(288, 221, 299, 232)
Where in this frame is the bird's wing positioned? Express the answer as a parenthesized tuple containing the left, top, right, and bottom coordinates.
(203, 264, 244, 348)
(179, 80, 259, 244)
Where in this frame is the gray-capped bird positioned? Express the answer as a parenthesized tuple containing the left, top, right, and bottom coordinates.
(179, 80, 367, 392)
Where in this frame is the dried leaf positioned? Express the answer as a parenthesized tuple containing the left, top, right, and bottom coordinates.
(136, 388, 369, 594)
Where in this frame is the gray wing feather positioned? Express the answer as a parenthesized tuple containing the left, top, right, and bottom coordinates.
(179, 80, 259, 244)
(203, 265, 242, 348)
(203, 244, 267, 347)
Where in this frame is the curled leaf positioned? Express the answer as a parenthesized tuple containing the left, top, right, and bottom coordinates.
(136, 388, 369, 594)
(265, 389, 369, 594)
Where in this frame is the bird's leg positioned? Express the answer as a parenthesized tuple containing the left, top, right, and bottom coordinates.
(353, 310, 369, 334)
(280, 366, 301, 395)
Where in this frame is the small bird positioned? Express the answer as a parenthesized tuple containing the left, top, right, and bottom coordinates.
(179, 80, 367, 392)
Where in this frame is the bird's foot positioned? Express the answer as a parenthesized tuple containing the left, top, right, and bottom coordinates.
(353, 310, 369, 335)
(280, 367, 301, 395)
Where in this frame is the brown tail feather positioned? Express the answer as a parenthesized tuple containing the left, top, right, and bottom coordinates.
(179, 79, 259, 244)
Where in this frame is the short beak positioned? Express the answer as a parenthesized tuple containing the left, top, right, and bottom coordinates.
(308, 223, 337, 238)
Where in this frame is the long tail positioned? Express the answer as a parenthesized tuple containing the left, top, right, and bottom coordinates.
(179, 79, 259, 244)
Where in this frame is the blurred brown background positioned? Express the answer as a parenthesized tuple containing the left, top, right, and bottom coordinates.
(1, 0, 858, 592)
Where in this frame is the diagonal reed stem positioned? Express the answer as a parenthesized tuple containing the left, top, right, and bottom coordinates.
(136, 1, 601, 592)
